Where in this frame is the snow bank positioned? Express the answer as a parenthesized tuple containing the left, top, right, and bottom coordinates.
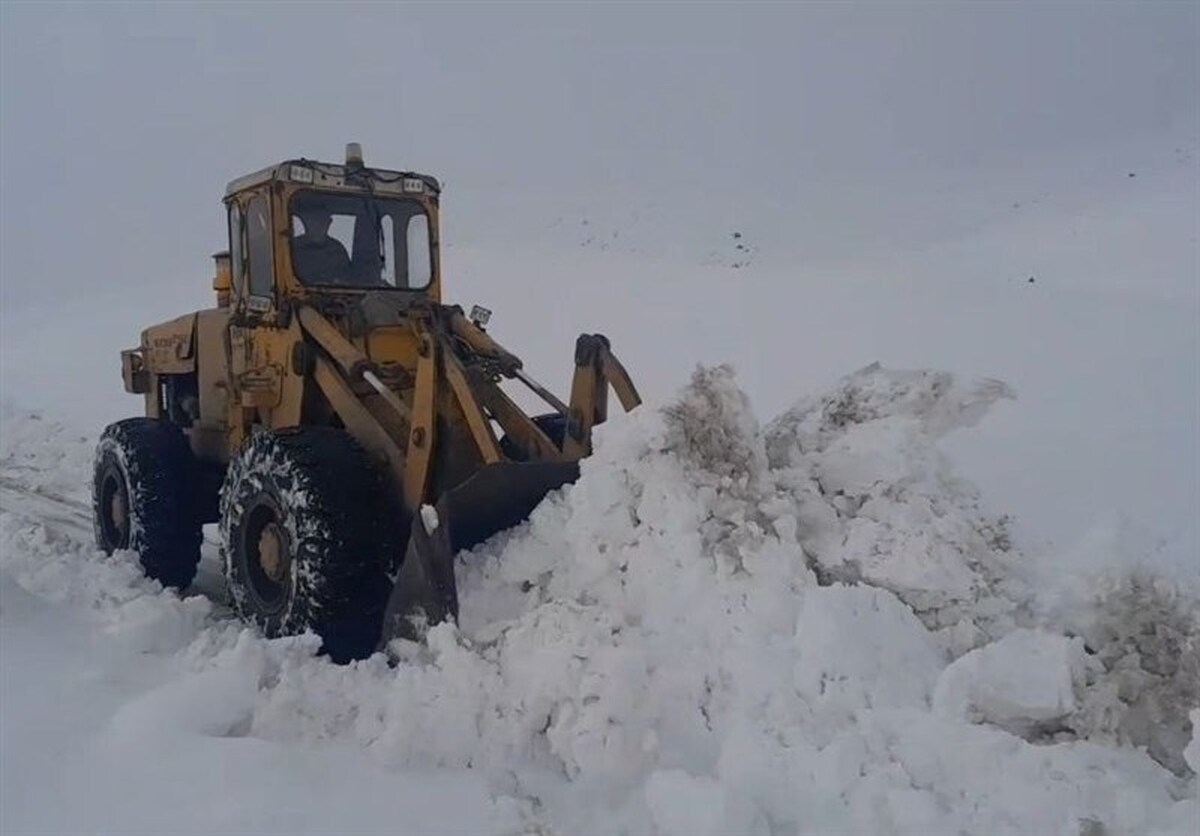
(2, 366, 1197, 835)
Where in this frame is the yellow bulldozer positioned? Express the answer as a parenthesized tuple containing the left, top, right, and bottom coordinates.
(92, 144, 640, 660)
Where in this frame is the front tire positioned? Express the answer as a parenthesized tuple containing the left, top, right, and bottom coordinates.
(92, 418, 202, 589)
(219, 427, 397, 662)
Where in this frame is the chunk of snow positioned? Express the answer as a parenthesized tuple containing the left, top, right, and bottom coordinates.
(933, 628, 1085, 731)
(420, 503, 439, 534)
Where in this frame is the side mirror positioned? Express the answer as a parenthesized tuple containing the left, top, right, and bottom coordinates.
(212, 251, 232, 308)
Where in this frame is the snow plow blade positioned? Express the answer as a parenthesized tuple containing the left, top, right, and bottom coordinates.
(380, 460, 579, 645)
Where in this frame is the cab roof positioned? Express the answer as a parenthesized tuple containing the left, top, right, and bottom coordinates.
(224, 158, 441, 200)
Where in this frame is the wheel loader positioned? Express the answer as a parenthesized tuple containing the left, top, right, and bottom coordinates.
(93, 144, 640, 661)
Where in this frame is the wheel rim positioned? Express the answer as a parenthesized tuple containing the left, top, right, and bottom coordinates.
(98, 470, 130, 550)
(242, 500, 291, 613)
(258, 522, 286, 583)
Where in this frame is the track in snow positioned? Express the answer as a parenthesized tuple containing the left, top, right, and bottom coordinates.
(0, 468, 230, 612)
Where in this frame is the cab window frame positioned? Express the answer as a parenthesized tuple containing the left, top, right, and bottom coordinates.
(226, 201, 245, 299)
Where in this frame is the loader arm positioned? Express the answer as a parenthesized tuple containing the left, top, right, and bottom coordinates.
(293, 303, 641, 646)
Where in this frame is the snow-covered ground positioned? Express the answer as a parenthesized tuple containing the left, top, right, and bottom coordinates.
(2, 5, 1197, 831)
(3, 150, 1199, 835)
(2, 359, 1197, 834)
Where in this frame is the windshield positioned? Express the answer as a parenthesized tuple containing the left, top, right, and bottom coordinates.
(289, 190, 432, 289)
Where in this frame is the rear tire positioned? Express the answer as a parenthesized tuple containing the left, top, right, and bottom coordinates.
(92, 418, 202, 589)
(219, 427, 397, 662)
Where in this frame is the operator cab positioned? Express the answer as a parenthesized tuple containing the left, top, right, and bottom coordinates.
(222, 143, 441, 309)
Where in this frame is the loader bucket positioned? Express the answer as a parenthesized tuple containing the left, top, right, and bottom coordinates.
(380, 460, 580, 645)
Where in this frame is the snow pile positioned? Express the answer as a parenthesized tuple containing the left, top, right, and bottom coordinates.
(2, 367, 1197, 835)
(245, 366, 1200, 831)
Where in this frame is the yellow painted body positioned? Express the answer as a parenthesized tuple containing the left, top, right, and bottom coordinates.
(123, 153, 640, 528)
(118, 151, 642, 639)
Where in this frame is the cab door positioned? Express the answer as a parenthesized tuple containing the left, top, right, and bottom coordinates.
(226, 189, 305, 446)
(226, 191, 278, 447)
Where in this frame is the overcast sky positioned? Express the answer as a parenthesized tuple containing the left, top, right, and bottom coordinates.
(1, 1, 1196, 308)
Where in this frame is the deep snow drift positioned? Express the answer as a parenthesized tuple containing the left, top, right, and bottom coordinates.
(2, 366, 1196, 835)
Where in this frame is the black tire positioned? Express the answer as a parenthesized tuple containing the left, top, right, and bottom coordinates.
(219, 427, 397, 662)
(92, 418, 203, 589)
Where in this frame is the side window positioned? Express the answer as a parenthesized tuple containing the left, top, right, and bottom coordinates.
(406, 214, 431, 288)
(228, 203, 244, 295)
(245, 194, 273, 301)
